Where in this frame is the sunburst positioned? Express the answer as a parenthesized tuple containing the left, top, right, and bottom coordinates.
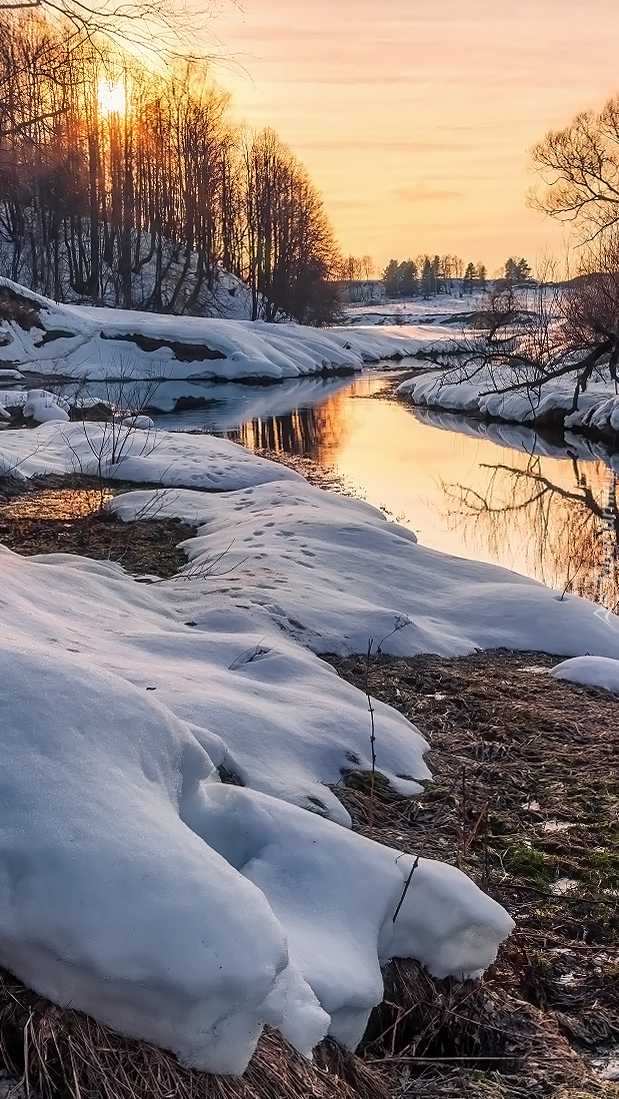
(97, 78, 128, 117)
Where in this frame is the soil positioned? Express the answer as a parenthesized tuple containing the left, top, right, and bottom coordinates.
(0, 474, 193, 577)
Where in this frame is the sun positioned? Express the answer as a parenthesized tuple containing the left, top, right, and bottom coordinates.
(97, 78, 128, 117)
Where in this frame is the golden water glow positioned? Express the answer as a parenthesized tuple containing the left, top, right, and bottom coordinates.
(233, 376, 619, 609)
(97, 78, 128, 118)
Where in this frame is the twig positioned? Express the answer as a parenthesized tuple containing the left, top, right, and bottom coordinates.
(393, 769, 462, 924)
(365, 637, 377, 834)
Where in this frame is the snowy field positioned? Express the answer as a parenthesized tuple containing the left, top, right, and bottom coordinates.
(0, 423, 529, 1074)
(343, 291, 490, 327)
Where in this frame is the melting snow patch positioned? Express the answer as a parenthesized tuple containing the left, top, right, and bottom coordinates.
(550, 879, 579, 896)
(0, 618, 514, 1073)
(551, 655, 619, 693)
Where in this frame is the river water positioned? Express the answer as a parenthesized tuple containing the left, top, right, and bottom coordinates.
(144, 370, 619, 613)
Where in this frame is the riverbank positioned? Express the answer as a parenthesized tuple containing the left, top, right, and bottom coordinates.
(2, 421, 619, 1097)
(0, 495, 616, 1098)
(332, 646, 619, 1097)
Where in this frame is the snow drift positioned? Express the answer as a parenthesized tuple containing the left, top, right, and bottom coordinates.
(0, 277, 446, 386)
(551, 654, 619, 692)
(0, 551, 514, 1073)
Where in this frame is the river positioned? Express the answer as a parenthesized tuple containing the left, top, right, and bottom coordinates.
(138, 370, 618, 613)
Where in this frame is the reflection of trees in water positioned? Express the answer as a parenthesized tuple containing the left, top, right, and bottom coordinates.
(443, 455, 619, 610)
(228, 392, 350, 464)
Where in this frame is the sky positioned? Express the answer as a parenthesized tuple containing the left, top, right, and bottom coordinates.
(208, 0, 619, 276)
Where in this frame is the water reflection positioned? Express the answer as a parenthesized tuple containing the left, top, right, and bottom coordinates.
(223, 382, 619, 613)
(0, 488, 113, 520)
(226, 392, 351, 464)
(443, 454, 619, 610)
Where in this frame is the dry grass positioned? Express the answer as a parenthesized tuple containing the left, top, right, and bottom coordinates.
(0, 971, 390, 1099)
(328, 648, 619, 1098)
(0, 477, 192, 577)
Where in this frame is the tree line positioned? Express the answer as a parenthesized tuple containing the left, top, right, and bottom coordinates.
(380, 256, 535, 299)
(0, 14, 341, 323)
(381, 256, 488, 299)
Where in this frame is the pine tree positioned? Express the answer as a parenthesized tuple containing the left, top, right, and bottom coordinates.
(463, 261, 475, 295)
(420, 257, 434, 298)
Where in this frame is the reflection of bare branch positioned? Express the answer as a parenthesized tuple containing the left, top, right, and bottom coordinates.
(442, 454, 618, 607)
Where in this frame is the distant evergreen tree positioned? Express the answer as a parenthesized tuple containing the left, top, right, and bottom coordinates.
(420, 257, 434, 298)
(476, 263, 487, 290)
(463, 261, 476, 295)
(504, 257, 532, 283)
(398, 260, 418, 297)
(432, 254, 442, 294)
(382, 259, 417, 297)
(383, 260, 400, 296)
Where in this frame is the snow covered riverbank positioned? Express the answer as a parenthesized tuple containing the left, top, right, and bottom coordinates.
(398, 364, 619, 445)
(4, 416, 619, 1074)
(0, 278, 453, 389)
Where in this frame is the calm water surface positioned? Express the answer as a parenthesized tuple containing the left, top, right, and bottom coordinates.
(151, 372, 619, 611)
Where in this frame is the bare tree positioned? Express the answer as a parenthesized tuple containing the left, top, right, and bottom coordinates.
(530, 96, 619, 243)
(419, 235, 619, 416)
(0, 14, 341, 324)
(0, 0, 219, 58)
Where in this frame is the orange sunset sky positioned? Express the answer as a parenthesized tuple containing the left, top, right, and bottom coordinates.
(210, 0, 619, 275)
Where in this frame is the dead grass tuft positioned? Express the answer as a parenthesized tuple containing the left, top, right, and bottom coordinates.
(0, 971, 391, 1099)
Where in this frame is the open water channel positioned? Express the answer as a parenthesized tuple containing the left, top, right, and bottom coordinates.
(139, 369, 619, 613)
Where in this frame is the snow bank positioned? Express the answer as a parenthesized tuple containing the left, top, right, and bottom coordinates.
(0, 420, 304, 490)
(0, 277, 440, 384)
(551, 655, 619, 693)
(109, 483, 619, 660)
(398, 364, 619, 438)
(0, 542, 430, 822)
(0, 550, 513, 1071)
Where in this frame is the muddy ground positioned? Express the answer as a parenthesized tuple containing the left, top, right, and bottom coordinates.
(0, 474, 193, 577)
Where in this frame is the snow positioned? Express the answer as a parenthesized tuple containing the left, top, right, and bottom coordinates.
(398, 364, 619, 439)
(23, 389, 69, 423)
(551, 655, 619, 693)
(0, 547, 514, 1072)
(109, 482, 619, 660)
(0, 420, 305, 490)
(0, 278, 444, 385)
(0, 540, 431, 822)
(343, 291, 490, 328)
